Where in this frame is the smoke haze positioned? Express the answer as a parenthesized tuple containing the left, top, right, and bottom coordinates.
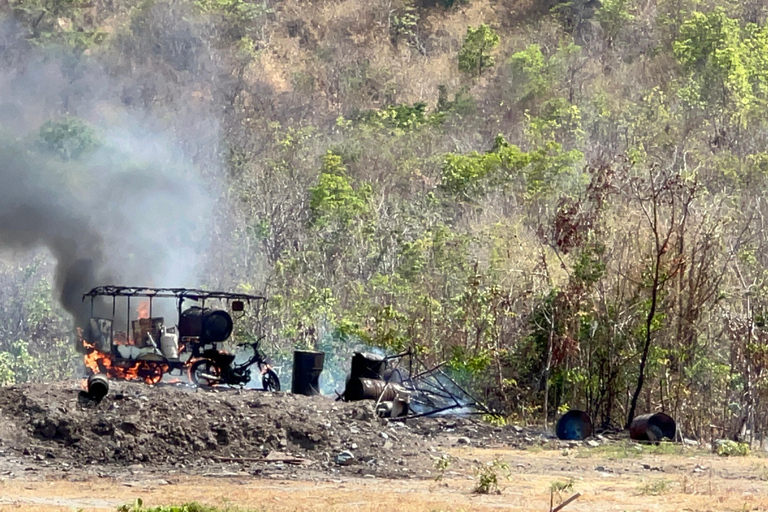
(0, 21, 218, 339)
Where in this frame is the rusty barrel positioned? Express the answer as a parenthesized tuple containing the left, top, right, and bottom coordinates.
(291, 350, 325, 396)
(629, 412, 676, 441)
(87, 373, 109, 400)
(556, 410, 593, 440)
(345, 377, 405, 402)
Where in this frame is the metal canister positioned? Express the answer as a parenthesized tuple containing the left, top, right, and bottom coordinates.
(629, 412, 676, 441)
(344, 378, 406, 402)
(87, 373, 109, 400)
(555, 410, 593, 440)
(291, 350, 325, 396)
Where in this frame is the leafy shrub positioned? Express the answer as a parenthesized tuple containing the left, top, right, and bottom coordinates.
(550, 478, 574, 493)
(118, 498, 260, 511)
(715, 439, 750, 456)
(458, 24, 500, 78)
(36, 117, 99, 161)
(474, 460, 509, 494)
(433, 454, 452, 481)
(308, 151, 372, 227)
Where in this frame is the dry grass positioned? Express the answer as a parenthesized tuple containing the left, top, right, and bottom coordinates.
(2, 445, 768, 512)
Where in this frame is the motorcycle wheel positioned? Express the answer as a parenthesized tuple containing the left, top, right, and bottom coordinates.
(189, 359, 219, 386)
(262, 368, 280, 392)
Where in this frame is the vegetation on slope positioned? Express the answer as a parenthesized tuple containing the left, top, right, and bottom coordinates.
(2, 0, 768, 441)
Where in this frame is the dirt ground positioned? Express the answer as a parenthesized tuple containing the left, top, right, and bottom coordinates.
(2, 448, 768, 512)
(1, 381, 767, 511)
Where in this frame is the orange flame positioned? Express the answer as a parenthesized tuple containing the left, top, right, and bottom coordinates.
(137, 301, 150, 319)
(81, 333, 167, 385)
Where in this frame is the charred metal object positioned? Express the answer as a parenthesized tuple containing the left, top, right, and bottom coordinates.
(341, 348, 492, 420)
(83, 286, 266, 303)
(555, 410, 593, 440)
(179, 306, 233, 343)
(189, 338, 280, 391)
(629, 412, 676, 442)
(291, 350, 325, 396)
(80, 286, 275, 388)
(87, 373, 109, 400)
(350, 352, 388, 380)
(345, 378, 406, 402)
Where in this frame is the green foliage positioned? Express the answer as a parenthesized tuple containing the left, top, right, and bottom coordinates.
(9, 0, 106, 50)
(458, 24, 500, 78)
(36, 117, 100, 161)
(550, 478, 574, 493)
(355, 102, 434, 131)
(595, 0, 635, 44)
(572, 243, 606, 285)
(673, 9, 768, 121)
(637, 479, 671, 496)
(474, 460, 509, 494)
(440, 150, 504, 200)
(308, 151, 372, 228)
(439, 134, 581, 201)
(525, 97, 584, 145)
(117, 498, 260, 511)
(390, 4, 419, 44)
(482, 413, 507, 426)
(448, 346, 491, 375)
(715, 440, 750, 456)
(436, 85, 475, 117)
(433, 454, 452, 481)
(508, 42, 581, 104)
(509, 44, 549, 100)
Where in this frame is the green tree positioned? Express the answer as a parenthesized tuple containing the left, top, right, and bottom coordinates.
(36, 117, 99, 161)
(673, 9, 768, 124)
(308, 151, 371, 228)
(458, 24, 500, 78)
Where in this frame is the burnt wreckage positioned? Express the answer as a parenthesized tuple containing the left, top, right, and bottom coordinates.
(80, 286, 279, 390)
(340, 350, 493, 420)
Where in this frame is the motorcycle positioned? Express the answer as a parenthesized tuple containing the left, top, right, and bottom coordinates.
(188, 337, 280, 391)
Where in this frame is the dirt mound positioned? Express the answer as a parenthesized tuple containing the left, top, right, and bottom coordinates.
(0, 381, 548, 479)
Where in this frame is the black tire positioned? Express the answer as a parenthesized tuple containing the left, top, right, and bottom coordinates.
(262, 368, 280, 392)
(189, 359, 219, 386)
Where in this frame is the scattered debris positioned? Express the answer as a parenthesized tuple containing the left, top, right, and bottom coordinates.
(335, 451, 355, 466)
(551, 492, 581, 512)
(342, 349, 493, 420)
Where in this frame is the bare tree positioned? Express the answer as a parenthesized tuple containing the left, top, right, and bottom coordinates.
(624, 162, 695, 428)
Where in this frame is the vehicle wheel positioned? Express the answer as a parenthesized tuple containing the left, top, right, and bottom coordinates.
(138, 361, 165, 384)
(189, 359, 219, 386)
(262, 368, 280, 392)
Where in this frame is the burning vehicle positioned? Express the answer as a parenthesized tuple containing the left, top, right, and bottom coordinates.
(79, 286, 279, 390)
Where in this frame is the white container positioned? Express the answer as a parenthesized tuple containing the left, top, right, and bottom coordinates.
(160, 326, 179, 360)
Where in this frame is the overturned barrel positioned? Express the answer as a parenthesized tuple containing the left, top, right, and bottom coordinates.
(179, 307, 233, 343)
(350, 352, 388, 380)
(630, 412, 676, 442)
(556, 410, 593, 440)
(291, 350, 325, 396)
(87, 373, 109, 401)
(345, 377, 406, 402)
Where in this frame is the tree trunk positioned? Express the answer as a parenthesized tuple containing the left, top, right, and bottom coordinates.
(626, 251, 662, 428)
(543, 307, 555, 430)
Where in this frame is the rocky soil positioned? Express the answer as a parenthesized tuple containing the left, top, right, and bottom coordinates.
(0, 380, 556, 480)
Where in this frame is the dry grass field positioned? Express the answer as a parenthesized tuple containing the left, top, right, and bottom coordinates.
(1, 444, 767, 512)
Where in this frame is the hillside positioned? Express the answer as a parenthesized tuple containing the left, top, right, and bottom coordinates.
(1, 0, 768, 444)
